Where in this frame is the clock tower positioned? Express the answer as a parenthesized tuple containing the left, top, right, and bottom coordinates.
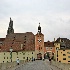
(35, 23, 44, 60)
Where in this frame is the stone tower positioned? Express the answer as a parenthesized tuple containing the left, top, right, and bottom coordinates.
(35, 23, 44, 59)
(7, 18, 14, 35)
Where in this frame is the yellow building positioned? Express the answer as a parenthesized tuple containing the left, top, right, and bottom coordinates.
(54, 42, 60, 61)
(58, 49, 70, 63)
(0, 51, 35, 63)
(54, 38, 70, 64)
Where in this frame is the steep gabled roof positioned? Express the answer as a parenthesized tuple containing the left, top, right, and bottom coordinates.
(55, 37, 70, 43)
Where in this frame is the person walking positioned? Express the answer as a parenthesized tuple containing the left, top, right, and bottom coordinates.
(49, 57, 51, 65)
(17, 57, 20, 65)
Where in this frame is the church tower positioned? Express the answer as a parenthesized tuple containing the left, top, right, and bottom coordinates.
(35, 23, 44, 59)
(7, 17, 14, 35)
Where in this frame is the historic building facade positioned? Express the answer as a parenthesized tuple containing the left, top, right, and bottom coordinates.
(44, 41, 55, 59)
(54, 38, 70, 63)
(35, 23, 44, 59)
(0, 18, 70, 64)
(0, 18, 35, 63)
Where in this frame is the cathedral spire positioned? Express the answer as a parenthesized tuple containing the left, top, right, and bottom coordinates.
(7, 17, 14, 35)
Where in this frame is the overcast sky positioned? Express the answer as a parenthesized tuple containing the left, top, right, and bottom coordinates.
(0, 0, 70, 41)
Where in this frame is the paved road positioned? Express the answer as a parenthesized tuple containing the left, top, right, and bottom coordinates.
(8, 60, 61, 70)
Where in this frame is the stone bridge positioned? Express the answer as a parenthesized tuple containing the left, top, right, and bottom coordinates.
(0, 60, 70, 70)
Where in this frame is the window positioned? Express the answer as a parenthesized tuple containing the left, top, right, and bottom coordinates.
(68, 56, 70, 58)
(63, 50, 65, 51)
(59, 61, 61, 62)
(39, 47, 40, 50)
(63, 54, 66, 56)
(4, 53, 5, 55)
(23, 57, 25, 59)
(24, 38, 26, 40)
(4, 57, 5, 59)
(25, 36, 26, 37)
(50, 47, 52, 50)
(32, 52, 33, 54)
(57, 55, 58, 57)
(0, 46, 1, 49)
(68, 61, 70, 62)
(7, 57, 8, 59)
(38, 36, 39, 37)
(23, 53, 25, 55)
(24, 41, 26, 43)
(24, 45, 25, 46)
(67, 52, 70, 54)
(63, 58, 66, 60)
(57, 58, 58, 61)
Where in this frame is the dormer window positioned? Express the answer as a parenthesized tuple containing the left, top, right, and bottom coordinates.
(50, 47, 53, 50)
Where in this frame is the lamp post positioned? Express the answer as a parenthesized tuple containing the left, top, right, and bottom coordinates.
(10, 48, 13, 62)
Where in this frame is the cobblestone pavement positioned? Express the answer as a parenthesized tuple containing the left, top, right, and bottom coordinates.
(7, 60, 61, 70)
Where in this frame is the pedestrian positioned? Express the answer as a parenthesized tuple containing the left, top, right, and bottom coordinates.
(34, 58, 35, 61)
(49, 57, 51, 65)
(32, 57, 33, 62)
(43, 58, 44, 61)
(17, 57, 20, 65)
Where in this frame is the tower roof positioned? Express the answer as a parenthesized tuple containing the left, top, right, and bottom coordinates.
(38, 23, 41, 33)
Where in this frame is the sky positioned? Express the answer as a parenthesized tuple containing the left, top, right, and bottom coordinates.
(0, 0, 70, 41)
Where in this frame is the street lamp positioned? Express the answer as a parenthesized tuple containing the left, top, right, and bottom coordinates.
(10, 47, 13, 62)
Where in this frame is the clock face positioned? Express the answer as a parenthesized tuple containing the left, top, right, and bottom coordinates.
(38, 39, 41, 43)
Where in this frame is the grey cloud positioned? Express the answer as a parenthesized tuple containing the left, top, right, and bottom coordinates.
(0, 0, 70, 41)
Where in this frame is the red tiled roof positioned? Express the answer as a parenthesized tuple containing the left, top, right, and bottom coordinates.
(44, 41, 54, 47)
(1, 32, 35, 52)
